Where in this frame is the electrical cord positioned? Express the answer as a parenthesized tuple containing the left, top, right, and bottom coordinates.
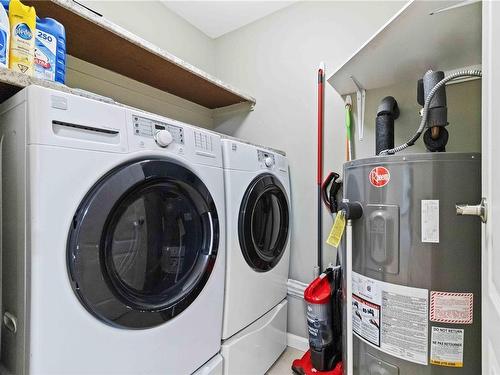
(380, 69, 482, 155)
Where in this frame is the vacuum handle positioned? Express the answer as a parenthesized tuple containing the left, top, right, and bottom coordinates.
(321, 172, 340, 213)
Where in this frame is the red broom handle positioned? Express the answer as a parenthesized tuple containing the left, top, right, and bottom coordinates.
(317, 67, 324, 184)
(317, 64, 325, 272)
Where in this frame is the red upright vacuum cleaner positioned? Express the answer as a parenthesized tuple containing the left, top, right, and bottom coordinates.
(292, 266, 343, 375)
(291, 64, 343, 375)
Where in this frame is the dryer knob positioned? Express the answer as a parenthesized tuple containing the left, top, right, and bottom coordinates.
(155, 130, 173, 147)
(264, 157, 274, 167)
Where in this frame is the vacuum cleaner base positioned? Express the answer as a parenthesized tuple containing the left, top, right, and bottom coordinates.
(291, 350, 343, 375)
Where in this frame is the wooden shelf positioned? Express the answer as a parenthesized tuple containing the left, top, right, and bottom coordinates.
(327, 0, 481, 95)
(20, 0, 255, 110)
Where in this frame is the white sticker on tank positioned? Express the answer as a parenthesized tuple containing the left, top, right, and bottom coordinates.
(352, 272, 429, 365)
(430, 327, 464, 367)
(421, 200, 439, 243)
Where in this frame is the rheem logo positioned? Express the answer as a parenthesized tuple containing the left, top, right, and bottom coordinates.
(369, 166, 390, 187)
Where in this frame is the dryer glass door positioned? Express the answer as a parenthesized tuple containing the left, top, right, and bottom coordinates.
(239, 173, 289, 272)
(67, 159, 219, 329)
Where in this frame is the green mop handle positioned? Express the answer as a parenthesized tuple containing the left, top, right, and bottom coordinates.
(345, 98, 353, 161)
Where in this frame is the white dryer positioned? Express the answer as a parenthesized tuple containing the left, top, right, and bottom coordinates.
(0, 85, 225, 375)
(221, 139, 291, 375)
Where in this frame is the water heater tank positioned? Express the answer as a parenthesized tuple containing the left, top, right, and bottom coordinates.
(342, 153, 481, 374)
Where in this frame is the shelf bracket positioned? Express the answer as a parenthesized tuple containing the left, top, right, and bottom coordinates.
(212, 101, 255, 119)
(350, 75, 366, 141)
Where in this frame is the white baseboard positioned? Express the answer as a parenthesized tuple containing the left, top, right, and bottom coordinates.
(286, 333, 309, 352)
(287, 278, 308, 299)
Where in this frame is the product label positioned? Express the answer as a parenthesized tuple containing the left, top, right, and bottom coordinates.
(352, 272, 429, 365)
(421, 200, 439, 243)
(34, 29, 57, 80)
(430, 327, 464, 367)
(10, 21, 35, 74)
(369, 166, 390, 187)
(430, 291, 473, 324)
(15, 23, 32, 40)
(326, 210, 346, 248)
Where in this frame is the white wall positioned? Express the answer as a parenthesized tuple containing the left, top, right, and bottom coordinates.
(79, 1, 215, 74)
(213, 1, 481, 338)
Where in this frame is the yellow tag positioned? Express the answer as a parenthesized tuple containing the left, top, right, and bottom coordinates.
(430, 360, 463, 368)
(326, 211, 346, 248)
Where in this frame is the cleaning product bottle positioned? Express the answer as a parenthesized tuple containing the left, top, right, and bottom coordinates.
(35, 17, 65, 83)
(0, 0, 8, 12)
(8, 0, 35, 75)
(0, 0, 9, 68)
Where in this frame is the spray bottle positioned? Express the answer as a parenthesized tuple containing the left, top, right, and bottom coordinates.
(8, 0, 35, 75)
(35, 17, 66, 83)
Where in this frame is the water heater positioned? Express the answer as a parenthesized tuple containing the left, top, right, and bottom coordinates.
(342, 153, 481, 374)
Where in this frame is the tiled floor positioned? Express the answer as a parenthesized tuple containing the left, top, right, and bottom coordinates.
(267, 347, 304, 375)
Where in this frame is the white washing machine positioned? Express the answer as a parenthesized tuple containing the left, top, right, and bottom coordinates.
(0, 85, 225, 375)
(221, 139, 291, 375)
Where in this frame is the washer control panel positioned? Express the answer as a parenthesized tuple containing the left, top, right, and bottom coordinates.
(132, 115, 184, 145)
(258, 149, 275, 168)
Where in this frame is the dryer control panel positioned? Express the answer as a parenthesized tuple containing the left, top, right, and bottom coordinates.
(257, 149, 275, 168)
(132, 115, 184, 144)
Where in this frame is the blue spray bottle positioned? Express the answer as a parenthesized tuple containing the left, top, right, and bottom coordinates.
(34, 16, 65, 83)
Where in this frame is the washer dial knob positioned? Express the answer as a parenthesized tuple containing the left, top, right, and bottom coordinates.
(264, 157, 274, 167)
(155, 130, 173, 147)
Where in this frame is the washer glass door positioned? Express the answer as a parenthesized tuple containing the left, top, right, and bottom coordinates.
(67, 159, 219, 329)
(238, 173, 289, 272)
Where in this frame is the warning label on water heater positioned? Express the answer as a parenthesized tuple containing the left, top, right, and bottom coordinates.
(430, 291, 473, 324)
(352, 272, 429, 365)
(430, 327, 464, 367)
(352, 294, 380, 346)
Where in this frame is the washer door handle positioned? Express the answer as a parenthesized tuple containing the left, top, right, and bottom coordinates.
(207, 211, 214, 255)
